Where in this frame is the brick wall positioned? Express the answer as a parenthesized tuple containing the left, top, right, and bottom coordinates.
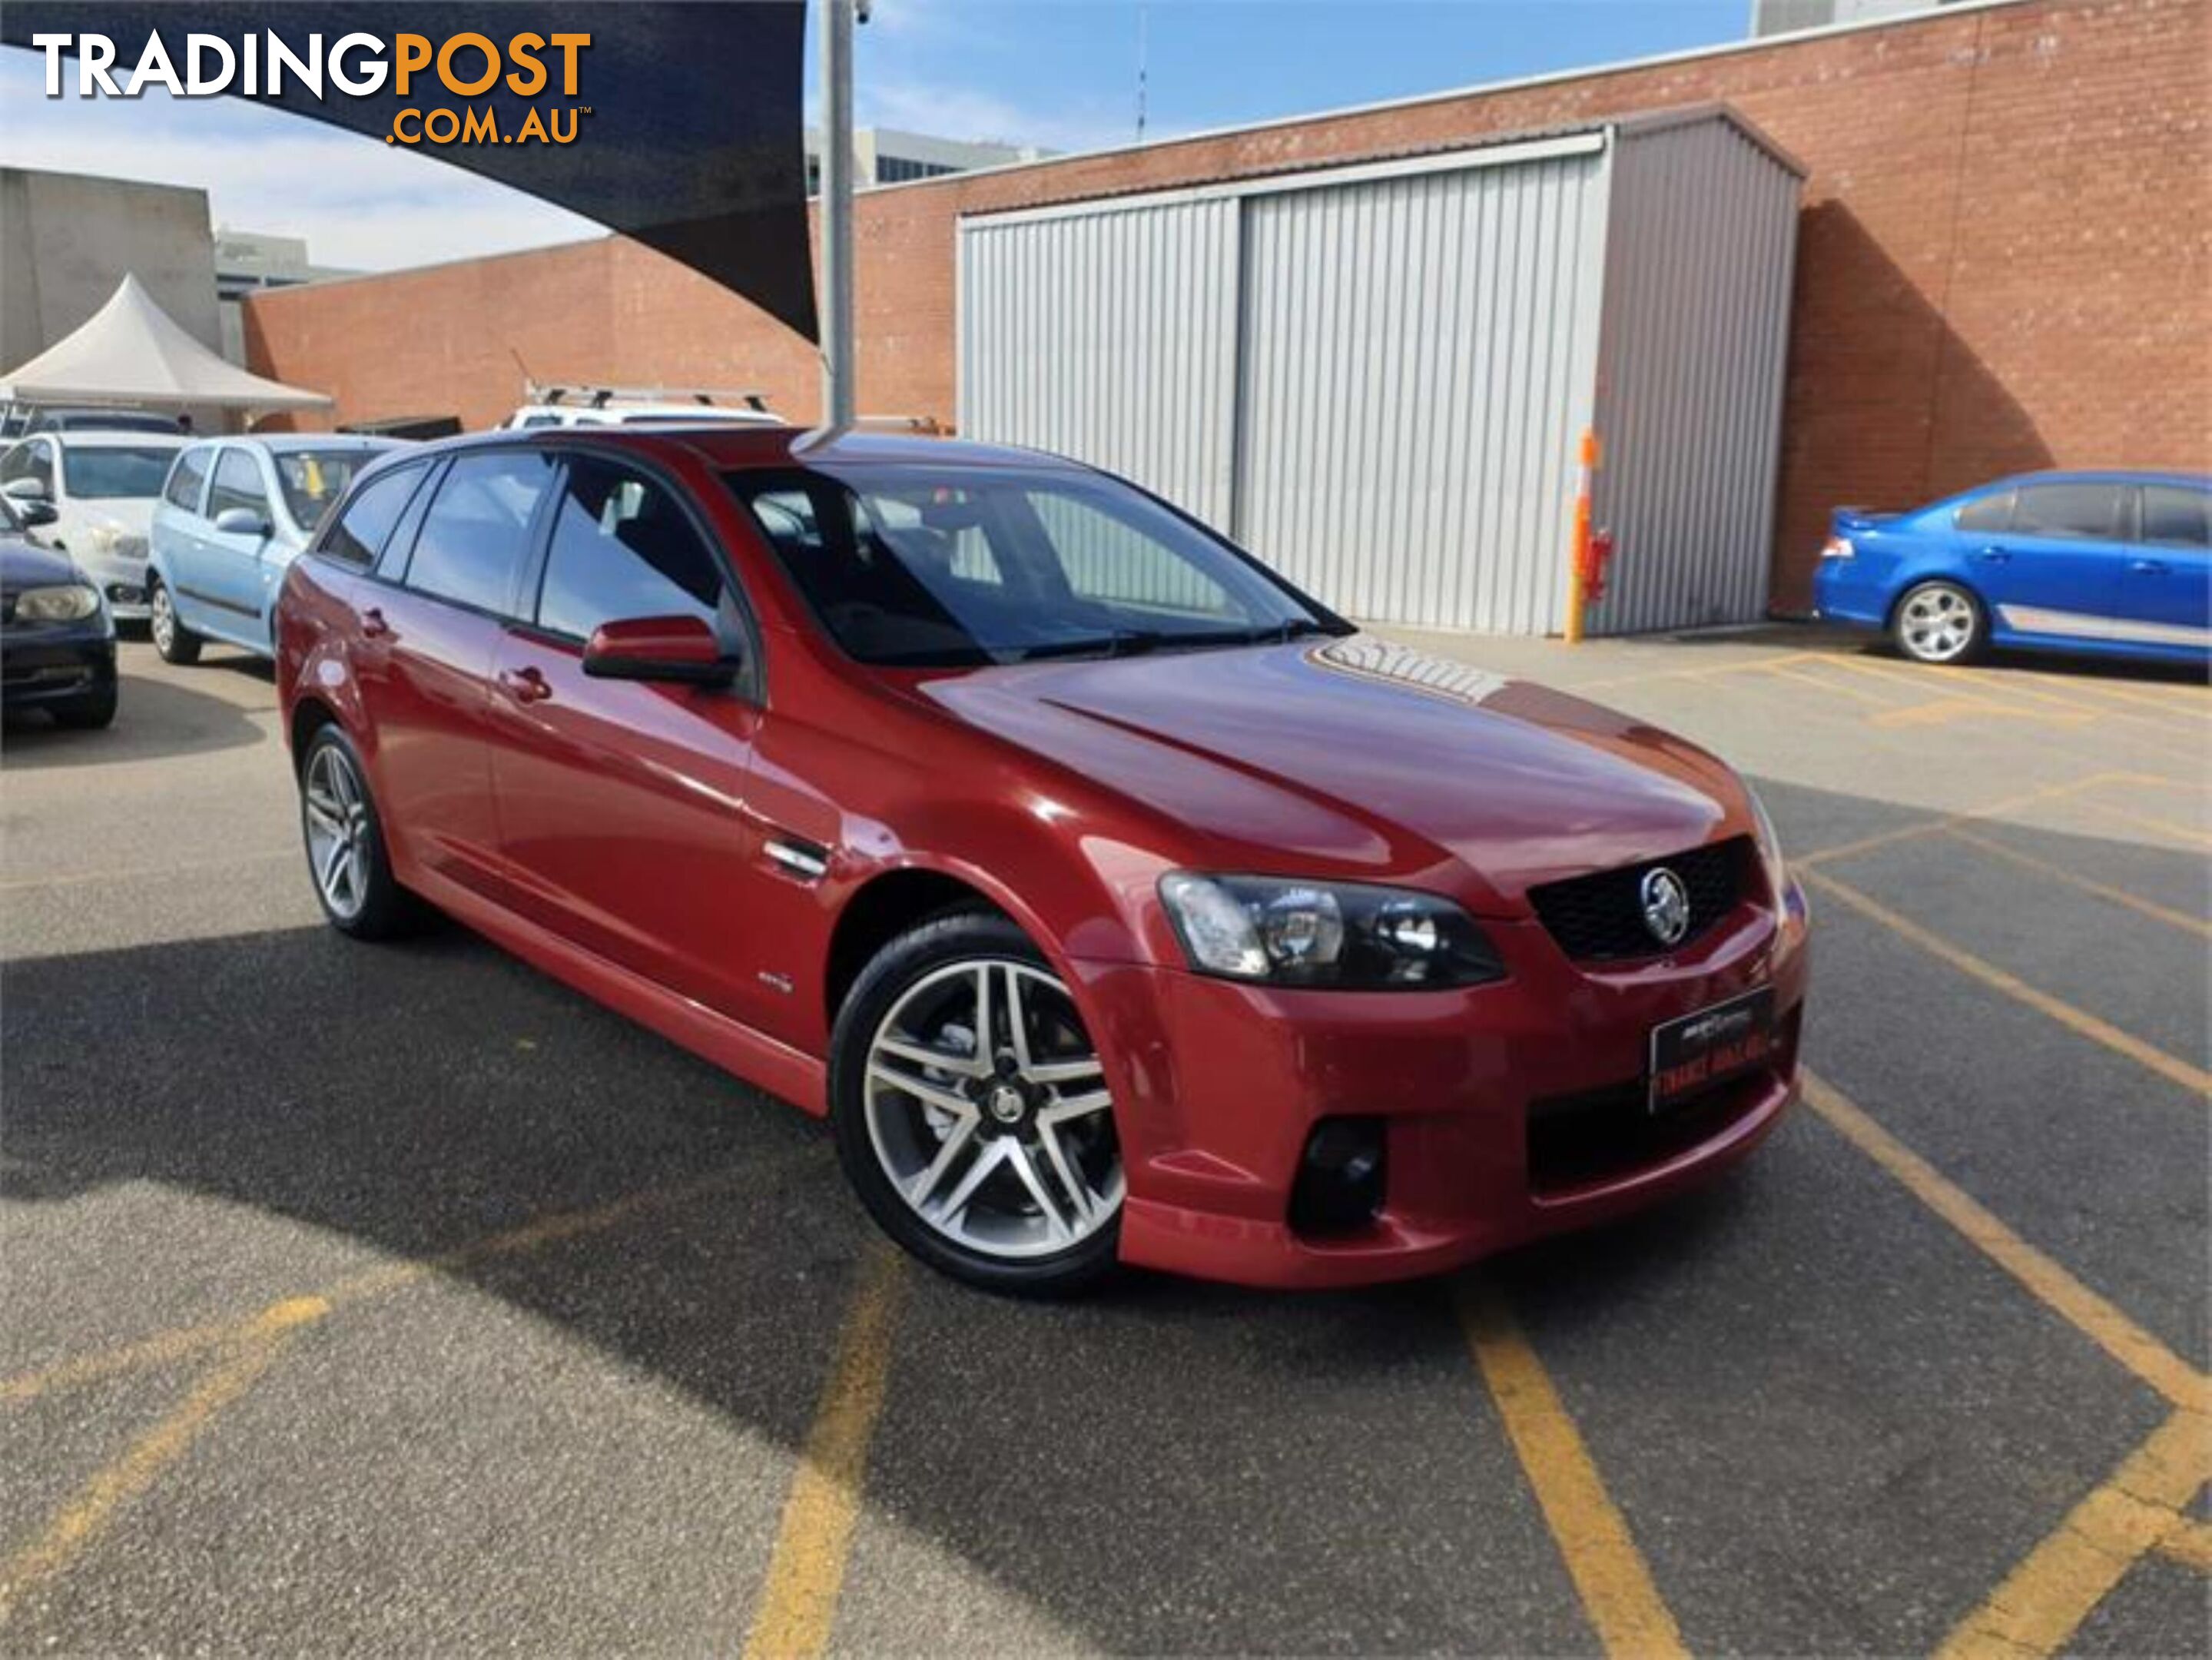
(244, 0, 2210, 619)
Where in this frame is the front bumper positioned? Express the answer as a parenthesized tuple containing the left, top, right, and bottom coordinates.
(1075, 888, 1809, 1288)
(2, 626, 118, 707)
(71, 545, 150, 620)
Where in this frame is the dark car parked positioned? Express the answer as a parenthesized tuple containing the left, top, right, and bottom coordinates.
(1, 494, 118, 729)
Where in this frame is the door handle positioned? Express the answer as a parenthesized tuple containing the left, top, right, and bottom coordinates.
(2129, 559, 2169, 576)
(499, 666, 553, 704)
(360, 606, 392, 638)
(1972, 546, 2011, 563)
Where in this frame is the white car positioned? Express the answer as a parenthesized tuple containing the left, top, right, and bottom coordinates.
(500, 400, 784, 431)
(0, 430, 189, 621)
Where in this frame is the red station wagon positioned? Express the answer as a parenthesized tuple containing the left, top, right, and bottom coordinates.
(275, 428, 1809, 1294)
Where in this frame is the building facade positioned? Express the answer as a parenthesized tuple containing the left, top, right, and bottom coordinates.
(244, 0, 2211, 622)
(802, 126, 1053, 194)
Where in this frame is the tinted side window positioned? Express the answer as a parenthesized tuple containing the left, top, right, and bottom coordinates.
(2011, 483, 2125, 540)
(404, 451, 555, 614)
(1954, 491, 2011, 534)
(164, 448, 213, 510)
(2, 441, 55, 490)
(2140, 486, 2210, 550)
(536, 458, 727, 639)
(322, 463, 428, 566)
(207, 450, 270, 520)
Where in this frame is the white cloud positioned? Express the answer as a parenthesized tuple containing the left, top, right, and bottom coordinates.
(859, 73, 1136, 154)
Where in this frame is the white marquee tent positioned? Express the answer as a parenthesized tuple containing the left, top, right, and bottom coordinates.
(0, 274, 332, 414)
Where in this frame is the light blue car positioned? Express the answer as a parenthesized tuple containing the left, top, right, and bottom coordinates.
(148, 435, 401, 662)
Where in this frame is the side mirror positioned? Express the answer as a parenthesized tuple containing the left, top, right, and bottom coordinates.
(16, 498, 57, 527)
(213, 506, 271, 538)
(2, 478, 51, 503)
(582, 614, 740, 687)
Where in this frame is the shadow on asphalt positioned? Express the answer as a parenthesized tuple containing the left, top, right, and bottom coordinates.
(2, 775, 2204, 1650)
(2, 656, 270, 769)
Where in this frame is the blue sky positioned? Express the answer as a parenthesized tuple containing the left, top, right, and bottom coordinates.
(0, 1, 1745, 271)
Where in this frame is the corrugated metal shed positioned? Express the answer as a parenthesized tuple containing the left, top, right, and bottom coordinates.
(957, 106, 1803, 636)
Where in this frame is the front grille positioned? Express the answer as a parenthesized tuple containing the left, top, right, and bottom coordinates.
(1527, 837, 1751, 963)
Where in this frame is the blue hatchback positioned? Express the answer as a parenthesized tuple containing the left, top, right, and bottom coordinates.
(1813, 470, 2210, 667)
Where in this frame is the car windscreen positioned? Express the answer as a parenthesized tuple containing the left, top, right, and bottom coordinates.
(274, 450, 379, 532)
(727, 465, 1343, 667)
(62, 446, 180, 500)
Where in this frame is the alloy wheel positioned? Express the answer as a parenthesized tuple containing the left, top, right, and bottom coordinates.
(863, 958, 1122, 1261)
(150, 583, 175, 654)
(1898, 583, 1977, 662)
(302, 743, 373, 921)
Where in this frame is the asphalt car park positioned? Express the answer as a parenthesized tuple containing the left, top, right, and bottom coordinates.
(2, 625, 2205, 1655)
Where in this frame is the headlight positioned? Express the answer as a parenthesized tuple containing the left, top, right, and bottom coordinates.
(12, 583, 101, 622)
(84, 523, 147, 560)
(1159, 874, 1506, 989)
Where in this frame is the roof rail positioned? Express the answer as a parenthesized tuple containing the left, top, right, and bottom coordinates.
(526, 381, 770, 412)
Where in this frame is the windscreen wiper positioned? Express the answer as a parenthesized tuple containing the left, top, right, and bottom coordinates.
(1010, 629, 1166, 662)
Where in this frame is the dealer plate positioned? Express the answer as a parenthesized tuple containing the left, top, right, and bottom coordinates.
(1647, 987, 1776, 1114)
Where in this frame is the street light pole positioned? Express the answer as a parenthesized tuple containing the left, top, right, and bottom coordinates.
(818, 0, 857, 428)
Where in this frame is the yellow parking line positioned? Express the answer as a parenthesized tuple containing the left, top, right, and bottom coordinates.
(1802, 870, 2212, 1097)
(1801, 1074, 2207, 1412)
(1830, 656, 2204, 739)
(1455, 1279, 1690, 1659)
(2155, 1517, 2212, 1572)
(1795, 773, 2134, 871)
(1563, 650, 1819, 695)
(0, 1299, 323, 1629)
(1935, 1409, 2211, 1659)
(742, 1241, 904, 1660)
(2058, 678, 2212, 716)
(2074, 797, 2212, 850)
(1759, 661, 1902, 706)
(0, 1173, 741, 1407)
(1944, 828, 2212, 940)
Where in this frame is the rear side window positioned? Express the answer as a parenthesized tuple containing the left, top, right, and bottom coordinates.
(2139, 486, 2210, 549)
(1954, 491, 2011, 534)
(164, 448, 212, 510)
(404, 450, 557, 615)
(208, 450, 270, 520)
(536, 457, 729, 639)
(2011, 483, 2125, 540)
(322, 463, 428, 566)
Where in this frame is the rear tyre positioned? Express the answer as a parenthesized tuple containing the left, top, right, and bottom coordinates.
(297, 724, 416, 940)
(50, 684, 117, 729)
(148, 576, 202, 666)
(831, 910, 1123, 1296)
(1891, 579, 1985, 665)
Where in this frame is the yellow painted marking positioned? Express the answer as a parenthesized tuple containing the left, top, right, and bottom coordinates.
(1839, 653, 2183, 728)
(0, 1302, 319, 1627)
(1936, 1409, 2212, 1658)
(1759, 661, 1902, 706)
(742, 1241, 905, 1660)
(2154, 1517, 2212, 1572)
(1560, 649, 1819, 695)
(2055, 677, 2212, 717)
(1802, 870, 2212, 1097)
(1945, 828, 2212, 939)
(1869, 694, 2093, 731)
(1802, 1074, 2206, 1410)
(1795, 774, 2132, 871)
(2074, 797, 2212, 851)
(2108, 771, 2205, 793)
(1, 1176, 737, 1406)
(1456, 1278, 1690, 1659)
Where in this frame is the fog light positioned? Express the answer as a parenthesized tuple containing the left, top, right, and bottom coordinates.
(106, 584, 142, 603)
(1288, 1116, 1386, 1235)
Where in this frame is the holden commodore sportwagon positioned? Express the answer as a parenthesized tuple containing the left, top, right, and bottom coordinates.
(274, 428, 1809, 1295)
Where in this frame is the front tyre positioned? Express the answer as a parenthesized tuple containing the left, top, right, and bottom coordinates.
(831, 911, 1123, 1296)
(148, 576, 202, 666)
(1892, 579, 1985, 665)
(297, 724, 414, 940)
